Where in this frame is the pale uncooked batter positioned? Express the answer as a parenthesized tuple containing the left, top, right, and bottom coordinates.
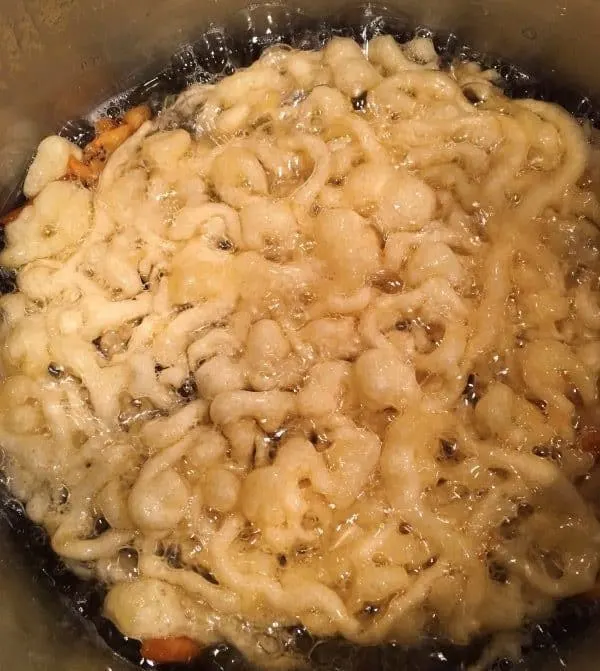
(1, 34, 599, 668)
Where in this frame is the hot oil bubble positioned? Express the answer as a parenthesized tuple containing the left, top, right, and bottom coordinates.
(227, 4, 296, 65)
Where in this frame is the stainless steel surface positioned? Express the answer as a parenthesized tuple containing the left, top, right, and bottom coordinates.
(1, 1, 600, 669)
(0, 523, 128, 671)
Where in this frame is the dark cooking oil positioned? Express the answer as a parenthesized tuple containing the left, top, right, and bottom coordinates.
(1, 4, 600, 671)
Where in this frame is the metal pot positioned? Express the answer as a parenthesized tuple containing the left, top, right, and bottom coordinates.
(1, 1, 600, 669)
